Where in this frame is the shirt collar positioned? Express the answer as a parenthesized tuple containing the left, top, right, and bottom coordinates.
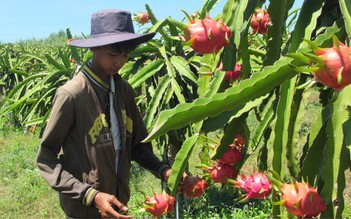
(82, 61, 109, 90)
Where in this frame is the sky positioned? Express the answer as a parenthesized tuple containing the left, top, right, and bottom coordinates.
(0, 0, 303, 43)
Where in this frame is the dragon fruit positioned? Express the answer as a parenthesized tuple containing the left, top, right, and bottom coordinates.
(183, 16, 232, 54)
(184, 175, 208, 198)
(225, 64, 242, 84)
(303, 35, 351, 91)
(209, 163, 236, 183)
(144, 191, 175, 217)
(134, 12, 150, 25)
(234, 172, 272, 200)
(281, 182, 327, 218)
(250, 8, 270, 35)
(218, 134, 245, 165)
(218, 143, 243, 165)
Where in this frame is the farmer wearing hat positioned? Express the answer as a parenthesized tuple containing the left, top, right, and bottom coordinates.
(37, 9, 173, 218)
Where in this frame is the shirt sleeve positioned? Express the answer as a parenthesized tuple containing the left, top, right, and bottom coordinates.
(36, 88, 91, 201)
(128, 87, 171, 180)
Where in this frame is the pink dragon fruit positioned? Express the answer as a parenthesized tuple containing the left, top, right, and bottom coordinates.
(250, 8, 270, 35)
(143, 191, 175, 217)
(183, 16, 232, 54)
(234, 172, 272, 200)
(218, 134, 245, 165)
(304, 35, 351, 91)
(184, 175, 208, 198)
(281, 182, 327, 218)
(218, 143, 243, 165)
(134, 12, 151, 25)
(225, 64, 242, 83)
(209, 163, 236, 183)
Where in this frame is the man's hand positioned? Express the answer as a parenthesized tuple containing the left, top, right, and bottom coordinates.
(162, 168, 172, 182)
(94, 192, 133, 218)
(162, 169, 189, 193)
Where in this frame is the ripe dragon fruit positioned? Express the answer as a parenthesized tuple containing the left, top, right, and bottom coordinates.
(250, 8, 270, 35)
(303, 35, 351, 91)
(184, 175, 208, 198)
(218, 143, 243, 165)
(218, 134, 245, 165)
(225, 64, 242, 84)
(209, 162, 236, 183)
(144, 191, 175, 217)
(234, 172, 272, 200)
(134, 12, 151, 25)
(281, 182, 327, 218)
(183, 16, 232, 54)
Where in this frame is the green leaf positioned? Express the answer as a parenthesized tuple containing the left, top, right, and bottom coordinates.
(339, 0, 351, 39)
(8, 69, 28, 76)
(145, 4, 158, 25)
(166, 17, 188, 32)
(143, 57, 299, 142)
(300, 104, 330, 185)
(203, 69, 225, 98)
(5, 73, 48, 99)
(197, 73, 212, 97)
(202, 93, 269, 133)
(0, 82, 44, 117)
(287, 0, 326, 52)
(170, 78, 186, 104)
(320, 85, 351, 218)
(170, 56, 197, 83)
(66, 28, 82, 63)
(45, 53, 66, 71)
(199, 0, 219, 18)
(264, 0, 289, 66)
(127, 59, 164, 89)
(168, 134, 199, 196)
(272, 76, 296, 180)
(58, 48, 71, 69)
(144, 75, 171, 130)
(252, 103, 275, 149)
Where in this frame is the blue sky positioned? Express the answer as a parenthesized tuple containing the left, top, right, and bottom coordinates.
(0, 0, 303, 43)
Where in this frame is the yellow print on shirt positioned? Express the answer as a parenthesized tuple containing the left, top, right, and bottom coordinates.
(121, 110, 133, 133)
(89, 114, 109, 144)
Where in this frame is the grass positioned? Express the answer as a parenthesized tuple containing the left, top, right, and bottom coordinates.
(0, 128, 272, 218)
(0, 129, 63, 218)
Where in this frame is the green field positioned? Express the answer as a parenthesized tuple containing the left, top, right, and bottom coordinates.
(0, 127, 350, 218)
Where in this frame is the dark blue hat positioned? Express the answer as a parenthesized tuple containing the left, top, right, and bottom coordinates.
(69, 9, 155, 48)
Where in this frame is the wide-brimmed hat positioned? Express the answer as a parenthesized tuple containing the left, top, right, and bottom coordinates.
(69, 9, 155, 48)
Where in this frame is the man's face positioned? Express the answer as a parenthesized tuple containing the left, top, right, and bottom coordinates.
(91, 45, 129, 78)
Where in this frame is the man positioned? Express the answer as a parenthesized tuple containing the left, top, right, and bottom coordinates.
(37, 9, 172, 218)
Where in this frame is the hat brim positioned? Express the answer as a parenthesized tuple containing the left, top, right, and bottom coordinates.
(69, 32, 156, 48)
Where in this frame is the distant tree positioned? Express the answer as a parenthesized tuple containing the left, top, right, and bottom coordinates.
(17, 29, 67, 47)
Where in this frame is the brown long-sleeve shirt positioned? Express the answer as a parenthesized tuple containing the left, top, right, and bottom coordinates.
(37, 67, 169, 218)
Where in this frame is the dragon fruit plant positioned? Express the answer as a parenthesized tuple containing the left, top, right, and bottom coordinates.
(250, 8, 271, 35)
(142, 191, 175, 218)
(281, 182, 327, 218)
(232, 172, 272, 200)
